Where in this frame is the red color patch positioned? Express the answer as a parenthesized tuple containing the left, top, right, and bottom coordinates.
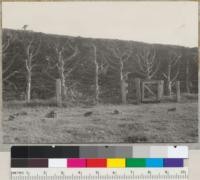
(86, 158, 107, 167)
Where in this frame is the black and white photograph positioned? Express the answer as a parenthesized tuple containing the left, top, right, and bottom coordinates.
(1, 1, 198, 144)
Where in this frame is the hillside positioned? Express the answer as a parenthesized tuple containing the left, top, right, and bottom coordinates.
(2, 28, 198, 104)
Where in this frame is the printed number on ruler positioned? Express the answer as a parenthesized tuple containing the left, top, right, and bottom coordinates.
(11, 168, 188, 180)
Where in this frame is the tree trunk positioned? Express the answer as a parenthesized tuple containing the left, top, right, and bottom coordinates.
(185, 59, 190, 93)
(93, 45, 99, 104)
(61, 75, 66, 100)
(56, 79, 62, 107)
(119, 60, 127, 104)
(26, 70, 31, 103)
(121, 79, 127, 104)
(166, 64, 172, 96)
(59, 58, 67, 100)
(166, 80, 172, 96)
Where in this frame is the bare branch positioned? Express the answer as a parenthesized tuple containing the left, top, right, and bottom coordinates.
(3, 53, 19, 74)
(65, 46, 79, 62)
(122, 50, 132, 62)
(99, 59, 109, 75)
(102, 53, 119, 71)
(149, 59, 160, 78)
(136, 54, 146, 73)
(162, 73, 168, 79)
(3, 71, 19, 81)
(30, 63, 40, 71)
(172, 66, 180, 82)
(66, 40, 77, 51)
(26, 38, 34, 56)
(64, 58, 80, 78)
(165, 50, 181, 82)
(106, 46, 121, 60)
(3, 80, 18, 91)
(136, 47, 158, 79)
(2, 38, 10, 53)
(31, 38, 42, 59)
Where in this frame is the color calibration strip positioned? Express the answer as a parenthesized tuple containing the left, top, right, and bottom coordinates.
(11, 158, 184, 168)
(11, 146, 188, 158)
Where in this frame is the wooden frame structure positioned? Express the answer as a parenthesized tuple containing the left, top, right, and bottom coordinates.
(141, 80, 164, 103)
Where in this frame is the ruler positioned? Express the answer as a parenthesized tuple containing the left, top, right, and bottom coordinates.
(11, 168, 188, 180)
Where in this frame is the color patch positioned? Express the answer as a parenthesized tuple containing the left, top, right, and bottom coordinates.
(146, 158, 163, 167)
(86, 159, 107, 167)
(79, 147, 98, 158)
(164, 158, 184, 167)
(150, 146, 168, 158)
(132, 147, 150, 158)
(11, 146, 79, 158)
(28, 159, 48, 167)
(97, 147, 116, 158)
(107, 158, 125, 168)
(126, 158, 146, 167)
(67, 158, 86, 168)
(114, 147, 132, 158)
(11, 159, 28, 168)
(48, 159, 67, 168)
(167, 146, 188, 158)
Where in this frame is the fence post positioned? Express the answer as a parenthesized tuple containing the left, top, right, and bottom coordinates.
(56, 79, 62, 107)
(157, 80, 164, 101)
(135, 78, 141, 104)
(175, 81, 181, 102)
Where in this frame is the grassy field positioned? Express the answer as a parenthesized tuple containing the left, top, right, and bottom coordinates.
(2, 97, 198, 144)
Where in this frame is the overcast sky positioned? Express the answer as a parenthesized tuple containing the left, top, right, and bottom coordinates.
(2, 1, 198, 47)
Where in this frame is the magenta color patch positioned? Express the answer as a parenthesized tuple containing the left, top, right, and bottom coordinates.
(67, 158, 86, 168)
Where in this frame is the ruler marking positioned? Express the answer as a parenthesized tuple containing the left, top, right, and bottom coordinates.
(11, 168, 188, 180)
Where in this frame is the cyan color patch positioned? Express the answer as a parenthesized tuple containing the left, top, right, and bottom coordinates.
(146, 158, 163, 167)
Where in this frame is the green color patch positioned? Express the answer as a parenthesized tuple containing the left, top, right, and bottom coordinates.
(126, 158, 146, 167)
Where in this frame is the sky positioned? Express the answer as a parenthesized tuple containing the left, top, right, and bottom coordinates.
(2, 1, 198, 47)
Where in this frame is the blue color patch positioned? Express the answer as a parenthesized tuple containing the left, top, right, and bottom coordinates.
(146, 158, 163, 167)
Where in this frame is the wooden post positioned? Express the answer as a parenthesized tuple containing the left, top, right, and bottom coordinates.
(185, 59, 190, 93)
(157, 80, 164, 101)
(135, 78, 141, 104)
(56, 79, 62, 107)
(176, 81, 181, 102)
(121, 80, 128, 104)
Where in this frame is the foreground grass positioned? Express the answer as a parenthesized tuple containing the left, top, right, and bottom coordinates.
(2, 101, 198, 143)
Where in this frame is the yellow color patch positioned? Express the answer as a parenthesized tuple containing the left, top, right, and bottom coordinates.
(107, 158, 126, 168)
